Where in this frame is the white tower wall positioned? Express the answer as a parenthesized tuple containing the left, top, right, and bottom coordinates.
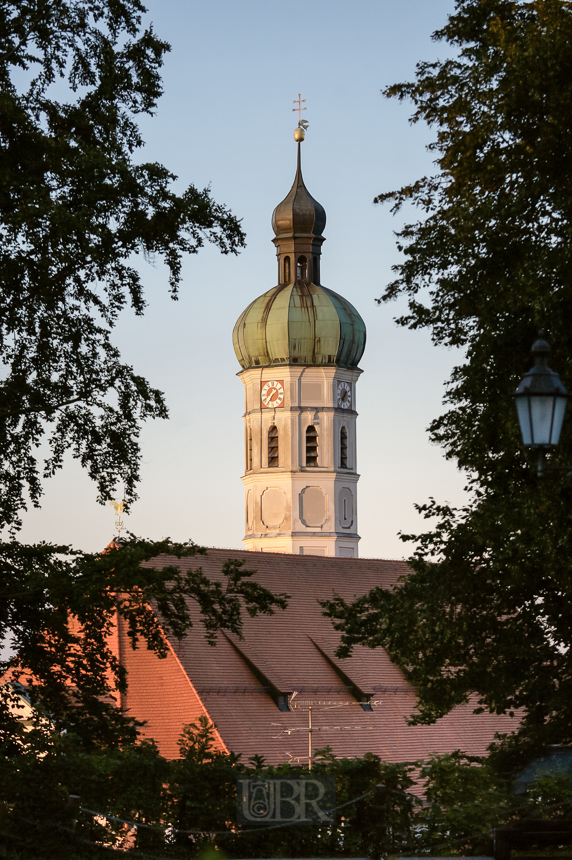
(240, 365, 362, 556)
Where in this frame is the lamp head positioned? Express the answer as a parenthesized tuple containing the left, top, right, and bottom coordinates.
(515, 333, 568, 449)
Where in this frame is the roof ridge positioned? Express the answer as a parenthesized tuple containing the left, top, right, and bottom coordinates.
(200, 546, 409, 563)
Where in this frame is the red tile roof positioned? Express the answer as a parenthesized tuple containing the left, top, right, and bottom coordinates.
(120, 548, 516, 765)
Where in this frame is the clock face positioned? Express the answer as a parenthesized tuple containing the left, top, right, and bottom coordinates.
(261, 380, 285, 409)
(337, 381, 352, 409)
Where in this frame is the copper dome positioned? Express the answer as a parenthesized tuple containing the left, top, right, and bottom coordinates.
(271, 146, 326, 239)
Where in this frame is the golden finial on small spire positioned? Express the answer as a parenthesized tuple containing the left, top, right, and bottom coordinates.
(293, 93, 309, 141)
(109, 499, 126, 537)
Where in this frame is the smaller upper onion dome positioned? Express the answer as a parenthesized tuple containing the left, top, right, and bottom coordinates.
(271, 146, 326, 239)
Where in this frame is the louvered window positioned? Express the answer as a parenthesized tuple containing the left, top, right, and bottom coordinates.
(306, 425, 318, 467)
(247, 429, 253, 471)
(268, 425, 279, 467)
(340, 426, 348, 468)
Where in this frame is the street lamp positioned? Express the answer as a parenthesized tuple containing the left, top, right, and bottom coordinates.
(514, 334, 568, 474)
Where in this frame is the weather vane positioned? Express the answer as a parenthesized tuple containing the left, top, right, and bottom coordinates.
(109, 499, 126, 537)
(293, 93, 309, 141)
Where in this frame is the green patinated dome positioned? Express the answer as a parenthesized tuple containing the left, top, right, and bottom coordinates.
(233, 282, 366, 370)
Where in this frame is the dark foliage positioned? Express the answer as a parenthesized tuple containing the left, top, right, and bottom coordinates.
(4, 717, 572, 858)
(0, 0, 245, 530)
(0, 0, 288, 800)
(322, 0, 572, 753)
(0, 538, 287, 749)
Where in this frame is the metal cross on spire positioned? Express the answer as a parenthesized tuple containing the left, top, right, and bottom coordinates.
(293, 93, 307, 125)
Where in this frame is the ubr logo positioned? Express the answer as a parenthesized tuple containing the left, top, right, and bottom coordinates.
(237, 777, 335, 824)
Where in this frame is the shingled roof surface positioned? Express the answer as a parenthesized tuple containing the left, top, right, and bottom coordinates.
(120, 547, 516, 764)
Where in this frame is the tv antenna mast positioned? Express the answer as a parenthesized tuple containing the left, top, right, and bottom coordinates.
(271, 696, 379, 771)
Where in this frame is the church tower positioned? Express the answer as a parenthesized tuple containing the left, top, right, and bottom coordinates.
(232, 122, 366, 557)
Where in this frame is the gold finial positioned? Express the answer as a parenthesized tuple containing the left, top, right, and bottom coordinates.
(109, 499, 126, 537)
(293, 93, 309, 141)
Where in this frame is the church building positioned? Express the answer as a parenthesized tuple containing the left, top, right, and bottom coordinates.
(115, 121, 517, 765)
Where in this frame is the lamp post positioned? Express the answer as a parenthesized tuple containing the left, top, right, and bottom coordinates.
(514, 334, 568, 474)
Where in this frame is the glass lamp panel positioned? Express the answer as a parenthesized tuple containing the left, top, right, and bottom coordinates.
(529, 395, 556, 445)
(516, 397, 533, 445)
(550, 396, 568, 446)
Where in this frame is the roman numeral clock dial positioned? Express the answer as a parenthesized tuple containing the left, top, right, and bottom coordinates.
(337, 381, 352, 409)
(261, 380, 285, 408)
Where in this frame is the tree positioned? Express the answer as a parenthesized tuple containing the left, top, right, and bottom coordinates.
(0, 0, 288, 750)
(0, 0, 245, 530)
(323, 0, 572, 754)
(0, 722, 423, 859)
(1, 539, 288, 750)
(6, 731, 571, 858)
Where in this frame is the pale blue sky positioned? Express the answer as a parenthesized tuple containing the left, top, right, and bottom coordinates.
(20, 0, 466, 559)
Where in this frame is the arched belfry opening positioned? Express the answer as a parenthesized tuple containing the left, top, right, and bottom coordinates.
(340, 426, 348, 469)
(268, 425, 279, 467)
(306, 425, 318, 467)
(297, 255, 307, 282)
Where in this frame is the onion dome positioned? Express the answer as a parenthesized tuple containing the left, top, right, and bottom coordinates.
(233, 283, 365, 370)
(233, 130, 366, 371)
(271, 144, 326, 240)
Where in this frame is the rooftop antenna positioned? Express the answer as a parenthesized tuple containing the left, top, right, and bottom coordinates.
(272, 699, 377, 771)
